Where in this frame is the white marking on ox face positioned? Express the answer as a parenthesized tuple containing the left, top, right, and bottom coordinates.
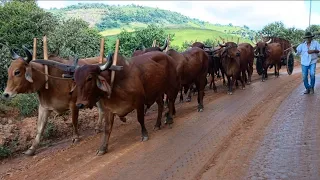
(2, 90, 17, 99)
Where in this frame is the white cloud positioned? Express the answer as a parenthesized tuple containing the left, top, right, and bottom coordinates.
(37, 1, 320, 31)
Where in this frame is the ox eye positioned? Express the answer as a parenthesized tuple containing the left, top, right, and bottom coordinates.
(87, 76, 92, 81)
(14, 69, 20, 76)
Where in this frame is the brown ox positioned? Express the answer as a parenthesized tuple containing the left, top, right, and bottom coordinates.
(166, 47, 208, 111)
(35, 51, 180, 155)
(2, 47, 106, 156)
(237, 43, 254, 84)
(254, 39, 283, 81)
(131, 40, 170, 115)
(178, 42, 219, 103)
(132, 39, 168, 57)
(218, 42, 243, 94)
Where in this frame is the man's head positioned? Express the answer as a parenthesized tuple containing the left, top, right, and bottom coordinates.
(303, 31, 314, 43)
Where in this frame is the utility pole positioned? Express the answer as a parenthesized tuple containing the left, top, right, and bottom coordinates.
(308, 0, 312, 29)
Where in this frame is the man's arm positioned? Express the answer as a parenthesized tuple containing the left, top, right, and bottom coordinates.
(308, 41, 320, 54)
(294, 44, 302, 56)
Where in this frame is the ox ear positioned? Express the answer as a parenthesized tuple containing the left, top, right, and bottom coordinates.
(96, 75, 111, 94)
(25, 66, 33, 83)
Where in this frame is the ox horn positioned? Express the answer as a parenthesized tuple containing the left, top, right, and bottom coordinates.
(159, 39, 168, 51)
(22, 45, 33, 63)
(100, 52, 113, 71)
(265, 38, 272, 44)
(73, 56, 79, 67)
(218, 42, 226, 47)
(10, 49, 20, 60)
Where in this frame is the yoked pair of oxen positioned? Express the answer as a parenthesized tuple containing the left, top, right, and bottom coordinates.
(1, 37, 283, 156)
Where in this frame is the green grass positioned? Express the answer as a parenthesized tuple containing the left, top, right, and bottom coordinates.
(165, 28, 252, 46)
(103, 27, 254, 48)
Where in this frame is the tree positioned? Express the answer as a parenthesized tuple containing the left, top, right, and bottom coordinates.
(0, 1, 58, 90)
(111, 24, 174, 57)
(47, 18, 107, 59)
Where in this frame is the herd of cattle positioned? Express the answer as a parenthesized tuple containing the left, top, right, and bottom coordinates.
(1, 37, 285, 156)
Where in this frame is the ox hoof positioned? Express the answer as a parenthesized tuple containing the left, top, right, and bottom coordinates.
(186, 98, 191, 102)
(241, 87, 245, 90)
(227, 91, 233, 95)
(72, 137, 80, 144)
(153, 126, 161, 131)
(96, 149, 107, 156)
(141, 136, 149, 142)
(198, 108, 204, 112)
(24, 148, 36, 156)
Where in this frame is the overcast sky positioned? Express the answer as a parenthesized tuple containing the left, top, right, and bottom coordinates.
(37, 1, 320, 31)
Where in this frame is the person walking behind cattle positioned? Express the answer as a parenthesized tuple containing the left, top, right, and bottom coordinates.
(295, 31, 320, 94)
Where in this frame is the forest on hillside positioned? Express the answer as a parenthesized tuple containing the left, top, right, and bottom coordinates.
(49, 3, 208, 31)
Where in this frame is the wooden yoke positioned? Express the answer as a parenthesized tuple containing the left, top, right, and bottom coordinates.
(165, 34, 170, 52)
(32, 38, 37, 60)
(152, 40, 156, 47)
(43, 35, 49, 89)
(109, 39, 120, 98)
(99, 38, 105, 64)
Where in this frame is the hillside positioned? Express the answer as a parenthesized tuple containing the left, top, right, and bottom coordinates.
(48, 3, 256, 41)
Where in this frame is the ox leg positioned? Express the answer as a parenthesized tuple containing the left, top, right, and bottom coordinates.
(196, 78, 206, 112)
(240, 72, 246, 90)
(222, 71, 227, 86)
(276, 63, 280, 77)
(187, 86, 193, 102)
(24, 105, 51, 156)
(97, 110, 114, 156)
(179, 87, 184, 103)
(95, 101, 105, 134)
(247, 65, 253, 84)
(154, 96, 164, 130)
(211, 73, 217, 92)
(186, 85, 192, 102)
(71, 104, 80, 143)
(137, 104, 149, 141)
(164, 100, 174, 128)
(227, 76, 233, 95)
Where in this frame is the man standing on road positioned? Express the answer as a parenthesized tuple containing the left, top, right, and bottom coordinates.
(295, 31, 320, 94)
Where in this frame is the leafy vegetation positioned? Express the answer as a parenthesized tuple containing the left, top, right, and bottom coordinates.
(48, 3, 256, 40)
(0, 1, 110, 117)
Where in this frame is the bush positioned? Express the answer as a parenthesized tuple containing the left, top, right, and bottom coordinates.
(47, 18, 108, 59)
(0, 146, 11, 159)
(112, 24, 174, 57)
(9, 94, 38, 117)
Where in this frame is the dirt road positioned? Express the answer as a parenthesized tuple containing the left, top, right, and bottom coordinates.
(1, 64, 320, 180)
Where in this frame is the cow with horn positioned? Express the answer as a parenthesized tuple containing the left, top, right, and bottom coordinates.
(33, 51, 180, 155)
(217, 41, 244, 94)
(1, 46, 108, 156)
(132, 39, 168, 57)
(253, 38, 283, 81)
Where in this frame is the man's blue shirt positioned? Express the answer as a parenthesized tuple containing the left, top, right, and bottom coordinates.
(296, 40, 320, 66)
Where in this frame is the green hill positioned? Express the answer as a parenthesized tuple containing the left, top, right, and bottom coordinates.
(48, 3, 256, 47)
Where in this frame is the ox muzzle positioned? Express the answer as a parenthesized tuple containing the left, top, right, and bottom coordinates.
(2, 91, 16, 100)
